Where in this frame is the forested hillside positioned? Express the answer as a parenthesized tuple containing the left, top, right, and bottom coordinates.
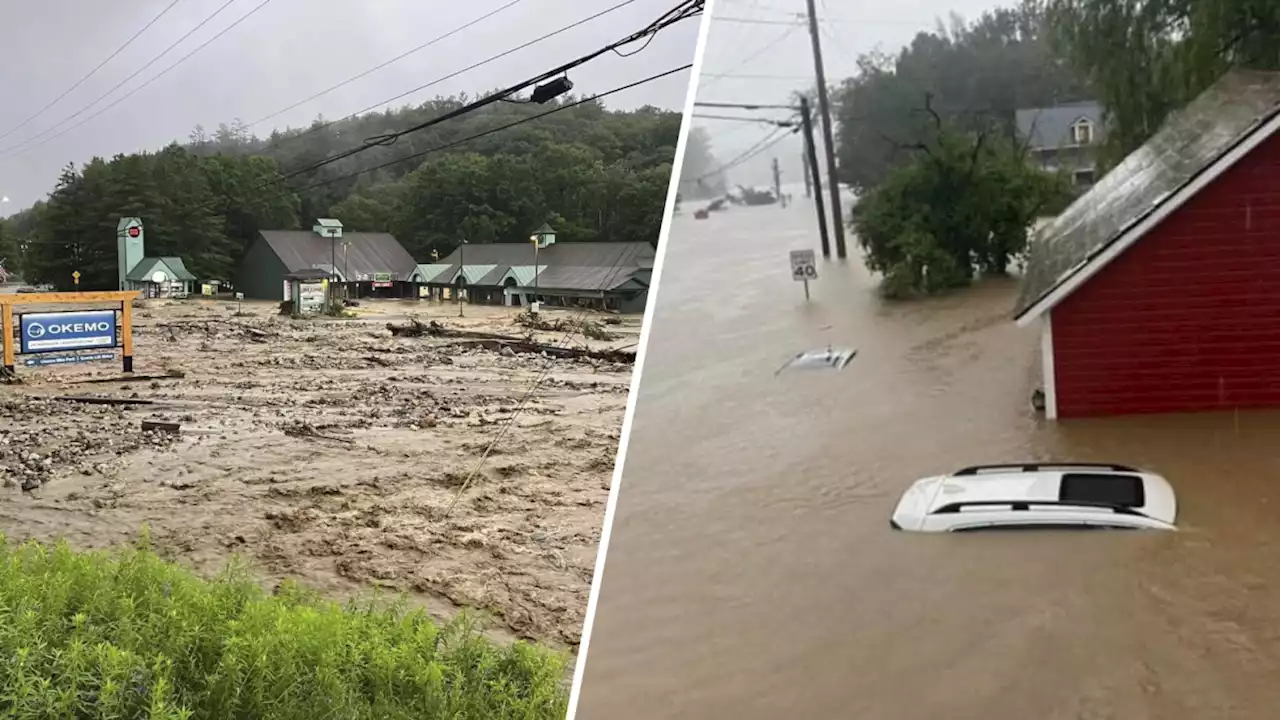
(5, 95, 682, 290)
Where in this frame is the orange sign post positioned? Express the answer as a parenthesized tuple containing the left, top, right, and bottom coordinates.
(0, 291, 140, 375)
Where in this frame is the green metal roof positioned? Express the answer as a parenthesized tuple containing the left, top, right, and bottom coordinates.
(410, 263, 452, 283)
(125, 256, 197, 282)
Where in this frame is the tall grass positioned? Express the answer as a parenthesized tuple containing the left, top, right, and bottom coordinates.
(0, 533, 568, 719)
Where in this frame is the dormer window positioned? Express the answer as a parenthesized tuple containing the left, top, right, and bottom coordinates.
(1072, 118, 1094, 145)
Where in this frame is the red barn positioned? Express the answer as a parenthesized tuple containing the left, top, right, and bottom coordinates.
(1015, 69, 1280, 419)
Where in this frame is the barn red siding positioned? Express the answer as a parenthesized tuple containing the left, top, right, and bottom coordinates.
(1052, 129, 1280, 418)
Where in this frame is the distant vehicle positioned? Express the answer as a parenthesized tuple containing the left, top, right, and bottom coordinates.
(889, 463, 1177, 532)
(15, 286, 39, 294)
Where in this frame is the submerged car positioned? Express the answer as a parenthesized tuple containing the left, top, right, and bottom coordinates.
(890, 463, 1177, 533)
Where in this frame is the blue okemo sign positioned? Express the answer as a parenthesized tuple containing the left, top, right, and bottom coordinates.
(20, 310, 118, 355)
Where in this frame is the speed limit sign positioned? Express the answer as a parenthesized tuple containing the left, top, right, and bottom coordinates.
(789, 249, 817, 300)
(790, 249, 817, 281)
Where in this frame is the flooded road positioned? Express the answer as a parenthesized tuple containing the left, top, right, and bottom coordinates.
(575, 197, 1280, 719)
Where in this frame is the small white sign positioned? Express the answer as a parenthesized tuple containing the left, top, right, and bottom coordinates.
(790, 249, 818, 282)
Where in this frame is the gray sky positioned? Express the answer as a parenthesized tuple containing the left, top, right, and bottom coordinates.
(0, 0, 702, 210)
(693, 0, 1012, 189)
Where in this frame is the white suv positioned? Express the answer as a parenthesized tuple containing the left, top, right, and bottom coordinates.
(890, 463, 1177, 533)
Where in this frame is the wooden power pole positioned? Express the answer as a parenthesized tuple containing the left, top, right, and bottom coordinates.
(800, 97, 831, 259)
(804, 0, 847, 259)
(772, 157, 783, 207)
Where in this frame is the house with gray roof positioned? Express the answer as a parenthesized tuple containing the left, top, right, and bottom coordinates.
(1015, 100, 1107, 188)
(416, 240, 655, 313)
(237, 219, 418, 301)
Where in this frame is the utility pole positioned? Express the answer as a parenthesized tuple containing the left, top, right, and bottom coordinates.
(804, 0, 847, 259)
(802, 152, 812, 198)
(772, 157, 783, 208)
(799, 96, 831, 259)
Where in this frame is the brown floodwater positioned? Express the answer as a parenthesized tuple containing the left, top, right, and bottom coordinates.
(572, 198, 1280, 719)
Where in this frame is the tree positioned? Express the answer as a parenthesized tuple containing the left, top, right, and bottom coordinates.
(7, 91, 683, 289)
(854, 112, 1071, 298)
(0, 218, 19, 280)
(1046, 0, 1280, 163)
(833, 1, 1090, 192)
(677, 128, 725, 199)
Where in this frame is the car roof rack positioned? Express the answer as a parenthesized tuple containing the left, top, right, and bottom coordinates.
(932, 500, 1146, 516)
(952, 462, 1139, 476)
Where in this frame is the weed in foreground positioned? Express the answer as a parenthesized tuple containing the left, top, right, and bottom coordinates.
(0, 533, 568, 719)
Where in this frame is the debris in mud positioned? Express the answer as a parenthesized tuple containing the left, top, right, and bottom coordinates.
(142, 420, 181, 435)
(282, 420, 355, 445)
(387, 317, 634, 363)
(54, 395, 155, 407)
(0, 300, 634, 649)
(514, 310, 616, 341)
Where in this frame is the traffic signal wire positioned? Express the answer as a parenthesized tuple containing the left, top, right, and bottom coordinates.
(0, 0, 188, 145)
(0, 0, 257, 158)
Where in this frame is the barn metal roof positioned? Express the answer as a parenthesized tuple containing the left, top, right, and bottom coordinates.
(258, 230, 417, 282)
(1014, 69, 1280, 322)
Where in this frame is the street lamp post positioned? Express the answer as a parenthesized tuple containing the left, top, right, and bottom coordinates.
(458, 239, 467, 318)
(529, 222, 556, 312)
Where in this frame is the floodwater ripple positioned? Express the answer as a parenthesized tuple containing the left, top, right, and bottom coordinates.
(576, 198, 1280, 719)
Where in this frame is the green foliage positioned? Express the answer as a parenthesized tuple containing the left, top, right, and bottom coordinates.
(14, 96, 681, 289)
(22, 147, 298, 290)
(1046, 0, 1280, 164)
(0, 217, 20, 278)
(833, 1, 1091, 192)
(854, 125, 1071, 298)
(0, 534, 568, 719)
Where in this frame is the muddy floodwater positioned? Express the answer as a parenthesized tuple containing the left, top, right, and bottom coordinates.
(575, 198, 1280, 719)
(0, 299, 635, 650)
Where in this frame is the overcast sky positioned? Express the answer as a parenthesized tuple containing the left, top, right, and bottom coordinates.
(0, 0, 701, 210)
(694, 0, 1013, 188)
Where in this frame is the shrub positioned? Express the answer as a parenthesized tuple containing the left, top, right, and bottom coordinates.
(0, 534, 569, 719)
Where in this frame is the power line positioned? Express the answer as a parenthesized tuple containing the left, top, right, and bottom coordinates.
(692, 113, 796, 126)
(244, 0, 646, 159)
(0, 0, 188, 145)
(268, 0, 701, 189)
(21, 2, 698, 240)
(695, 101, 799, 110)
(0, 0, 251, 158)
(691, 124, 795, 182)
(241, 0, 531, 133)
(702, 73, 813, 80)
(712, 16, 799, 26)
(293, 65, 692, 197)
(699, 24, 800, 90)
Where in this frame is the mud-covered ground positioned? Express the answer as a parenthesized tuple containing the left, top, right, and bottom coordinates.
(0, 298, 637, 648)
